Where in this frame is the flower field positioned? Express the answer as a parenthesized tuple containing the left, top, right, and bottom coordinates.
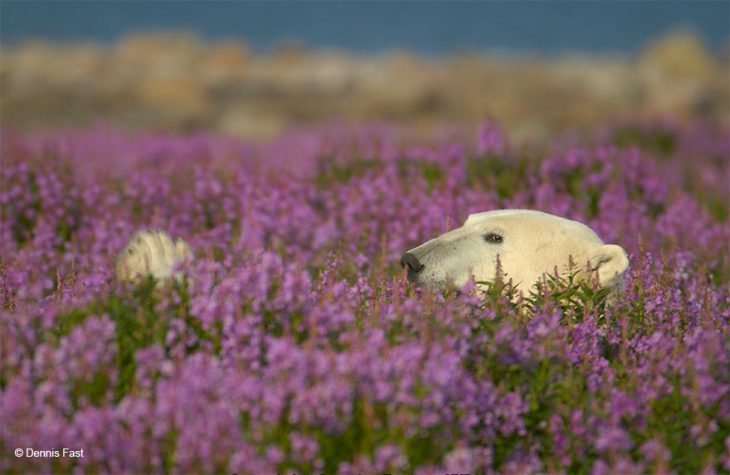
(1, 121, 728, 474)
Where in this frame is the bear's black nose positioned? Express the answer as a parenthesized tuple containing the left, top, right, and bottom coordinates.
(400, 252, 424, 273)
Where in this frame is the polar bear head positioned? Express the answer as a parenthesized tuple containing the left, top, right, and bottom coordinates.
(400, 209, 628, 292)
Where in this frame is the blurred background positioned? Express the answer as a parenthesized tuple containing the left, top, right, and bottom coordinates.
(1, 1, 728, 140)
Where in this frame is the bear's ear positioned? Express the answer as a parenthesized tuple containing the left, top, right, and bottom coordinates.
(464, 213, 484, 226)
(589, 244, 629, 287)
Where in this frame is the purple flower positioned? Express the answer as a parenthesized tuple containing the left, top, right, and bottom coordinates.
(476, 120, 506, 156)
(2, 121, 728, 473)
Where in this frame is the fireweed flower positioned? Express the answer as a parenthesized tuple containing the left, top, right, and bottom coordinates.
(0, 121, 728, 473)
(476, 120, 506, 156)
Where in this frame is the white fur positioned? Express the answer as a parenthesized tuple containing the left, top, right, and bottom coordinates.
(116, 210, 629, 292)
(116, 230, 191, 284)
(403, 209, 629, 291)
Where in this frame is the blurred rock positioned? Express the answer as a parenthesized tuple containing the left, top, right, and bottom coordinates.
(199, 41, 250, 87)
(217, 106, 284, 139)
(639, 30, 715, 81)
(116, 32, 203, 80)
(0, 30, 727, 139)
(637, 30, 721, 117)
(137, 77, 212, 128)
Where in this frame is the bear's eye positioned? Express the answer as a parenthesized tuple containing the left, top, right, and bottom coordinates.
(484, 233, 503, 244)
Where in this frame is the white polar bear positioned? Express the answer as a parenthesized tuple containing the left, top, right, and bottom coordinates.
(400, 209, 629, 292)
(115, 229, 192, 283)
(116, 210, 629, 293)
